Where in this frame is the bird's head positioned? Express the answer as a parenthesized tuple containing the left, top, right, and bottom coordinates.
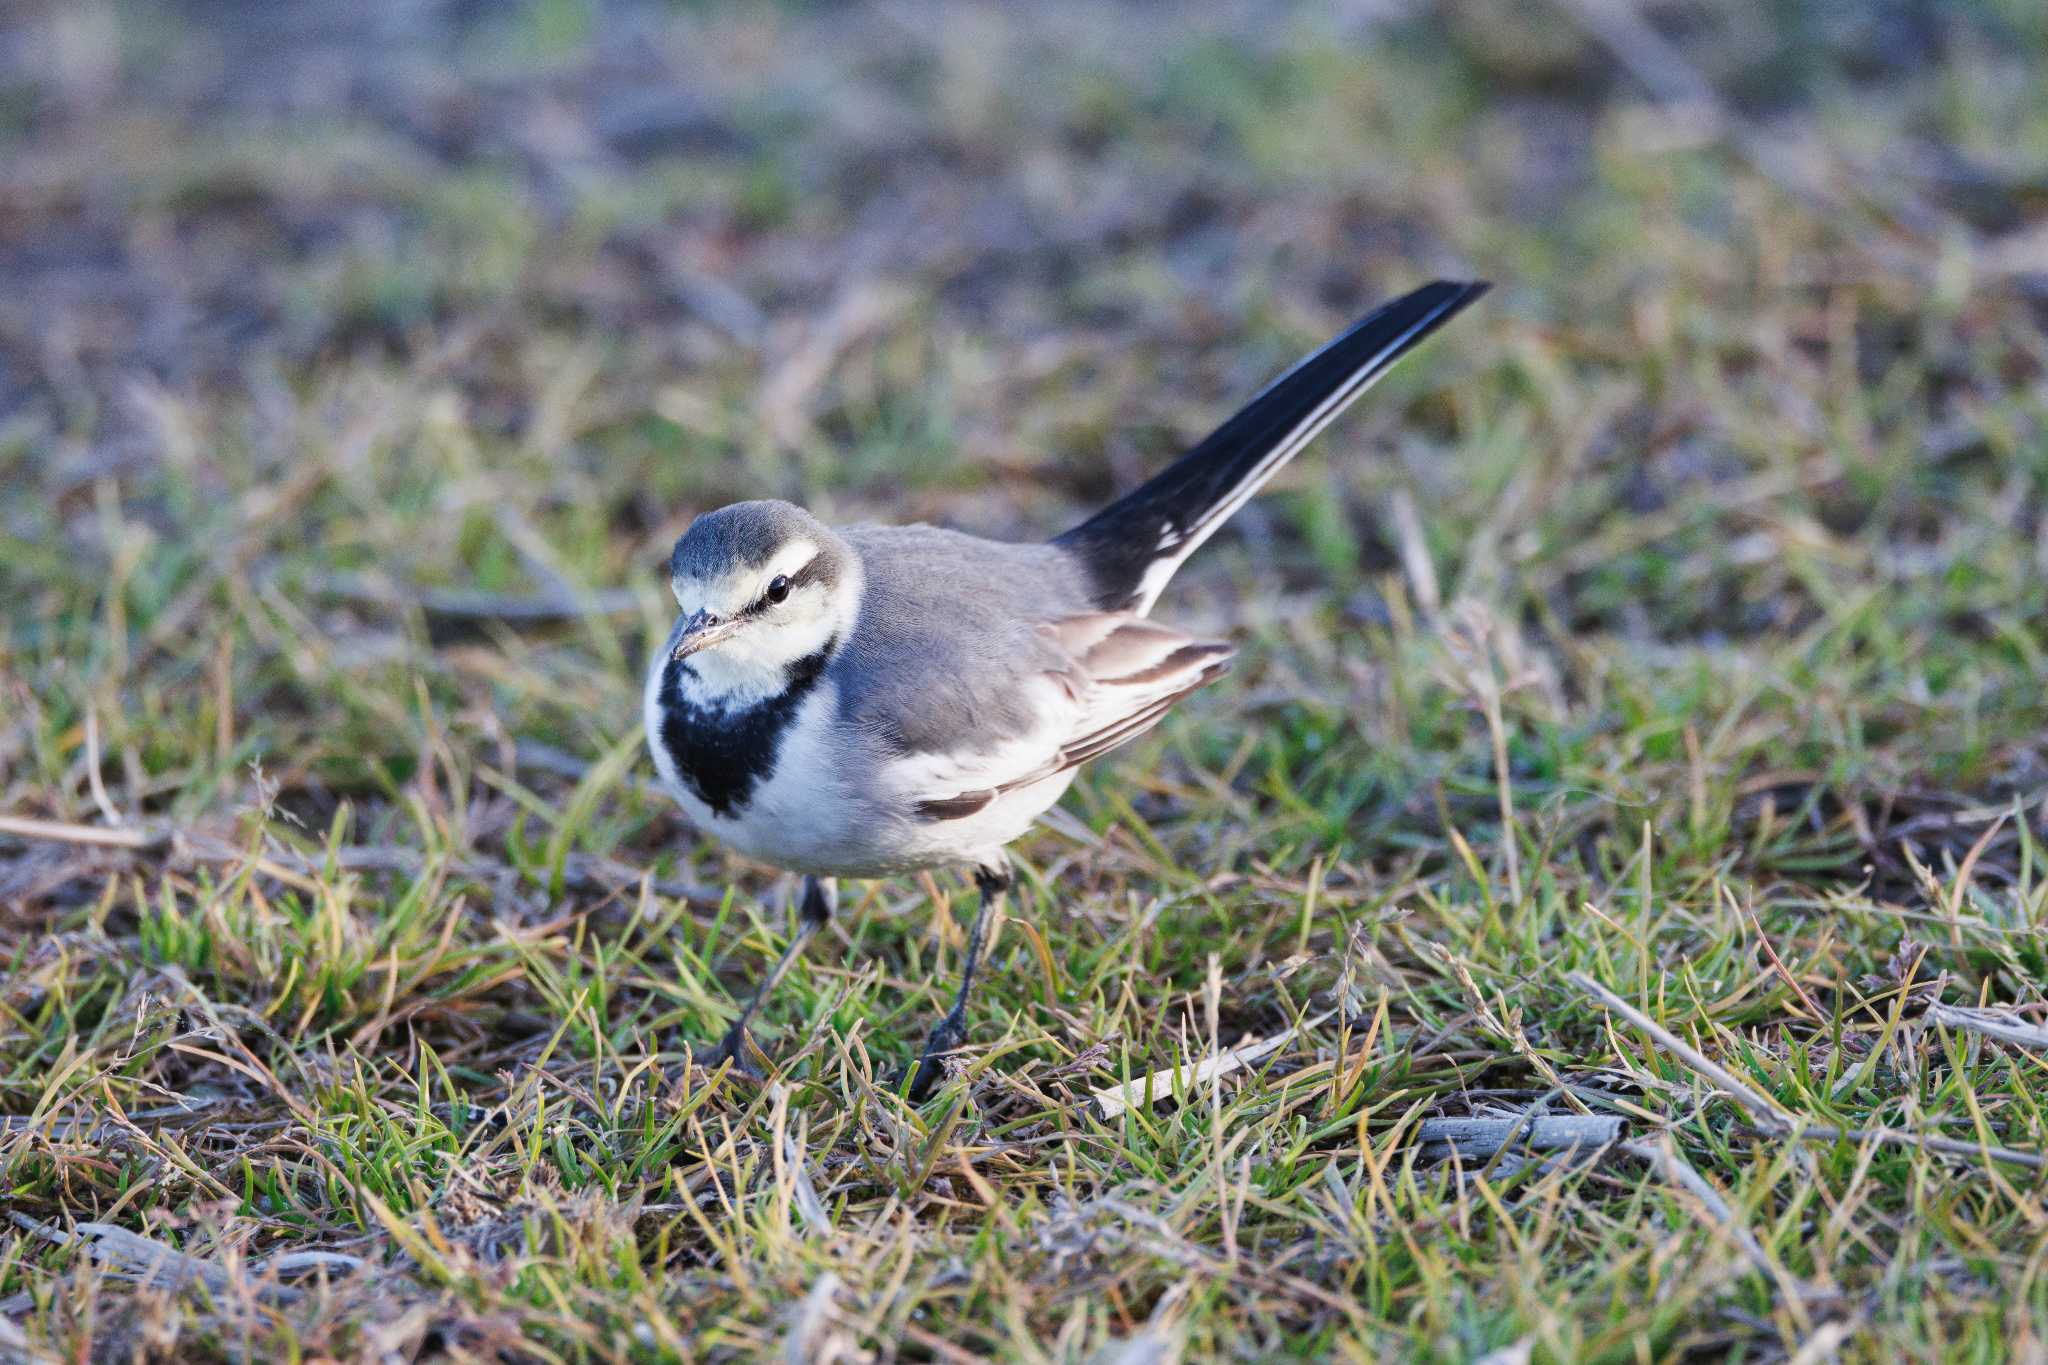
(663, 500, 858, 699)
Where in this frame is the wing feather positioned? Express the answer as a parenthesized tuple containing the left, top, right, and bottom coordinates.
(900, 612, 1231, 821)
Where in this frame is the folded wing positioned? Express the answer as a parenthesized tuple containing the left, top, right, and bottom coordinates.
(902, 613, 1233, 821)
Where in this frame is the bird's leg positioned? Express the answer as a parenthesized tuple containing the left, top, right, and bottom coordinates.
(907, 862, 1009, 1102)
(704, 875, 834, 1076)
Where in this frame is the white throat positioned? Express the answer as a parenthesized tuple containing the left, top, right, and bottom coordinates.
(682, 620, 833, 706)
(661, 545, 861, 710)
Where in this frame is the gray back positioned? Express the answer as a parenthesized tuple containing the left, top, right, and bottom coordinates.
(833, 525, 1097, 756)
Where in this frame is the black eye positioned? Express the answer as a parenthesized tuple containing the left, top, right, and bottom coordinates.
(766, 574, 791, 604)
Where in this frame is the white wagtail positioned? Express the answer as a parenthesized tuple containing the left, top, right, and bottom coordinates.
(644, 279, 1487, 1098)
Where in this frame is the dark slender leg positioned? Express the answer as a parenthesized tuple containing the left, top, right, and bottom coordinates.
(907, 862, 1009, 1101)
(704, 876, 834, 1075)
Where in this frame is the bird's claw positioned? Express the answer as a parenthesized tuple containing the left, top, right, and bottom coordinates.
(903, 1016, 967, 1102)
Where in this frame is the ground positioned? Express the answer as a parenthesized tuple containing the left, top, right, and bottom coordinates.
(4, 0, 2048, 1360)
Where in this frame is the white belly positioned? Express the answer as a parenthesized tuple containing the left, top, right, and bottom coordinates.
(882, 770, 1077, 870)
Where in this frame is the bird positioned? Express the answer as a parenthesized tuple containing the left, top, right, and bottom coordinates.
(643, 279, 1488, 1099)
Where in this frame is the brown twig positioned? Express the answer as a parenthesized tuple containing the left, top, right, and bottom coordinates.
(1727, 884, 1825, 1020)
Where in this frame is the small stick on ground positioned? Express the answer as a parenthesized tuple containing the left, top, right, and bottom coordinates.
(1572, 972, 2046, 1169)
(296, 572, 641, 623)
(9, 1213, 297, 1304)
(1417, 1115, 1624, 1161)
(1925, 1003, 2048, 1051)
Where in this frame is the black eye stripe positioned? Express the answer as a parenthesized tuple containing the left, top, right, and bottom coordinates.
(744, 566, 805, 615)
(730, 556, 827, 616)
(775, 558, 826, 593)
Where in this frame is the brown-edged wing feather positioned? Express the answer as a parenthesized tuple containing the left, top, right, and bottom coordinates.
(910, 613, 1232, 819)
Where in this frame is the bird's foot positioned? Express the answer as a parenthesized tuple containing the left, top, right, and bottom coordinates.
(699, 1022, 765, 1081)
(903, 1012, 968, 1103)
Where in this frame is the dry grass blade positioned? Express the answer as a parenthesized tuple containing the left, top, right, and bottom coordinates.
(1387, 487, 1440, 616)
(1091, 1011, 1333, 1120)
(778, 1106, 834, 1238)
(782, 1272, 848, 1365)
(1616, 1138, 1793, 1291)
(0, 815, 165, 852)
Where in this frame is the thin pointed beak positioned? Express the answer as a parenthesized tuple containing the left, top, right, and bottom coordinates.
(670, 609, 742, 661)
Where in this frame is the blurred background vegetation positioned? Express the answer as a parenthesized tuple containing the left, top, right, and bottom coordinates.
(4, 1, 2048, 1360)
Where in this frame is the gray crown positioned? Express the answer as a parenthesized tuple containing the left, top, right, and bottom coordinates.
(669, 499, 847, 586)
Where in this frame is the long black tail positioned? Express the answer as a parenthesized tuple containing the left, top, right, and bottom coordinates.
(1052, 279, 1489, 613)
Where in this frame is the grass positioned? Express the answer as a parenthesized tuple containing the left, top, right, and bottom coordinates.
(4, 0, 2048, 1359)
